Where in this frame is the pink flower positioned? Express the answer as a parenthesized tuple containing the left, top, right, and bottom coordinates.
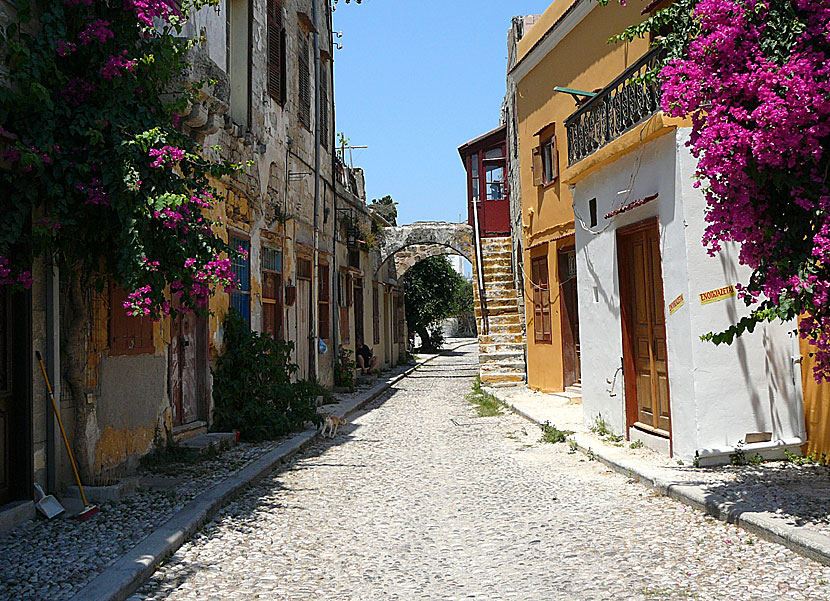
(56, 41, 76, 57)
(78, 19, 114, 45)
(100, 51, 138, 81)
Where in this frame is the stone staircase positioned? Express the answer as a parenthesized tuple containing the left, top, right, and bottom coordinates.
(474, 236, 526, 388)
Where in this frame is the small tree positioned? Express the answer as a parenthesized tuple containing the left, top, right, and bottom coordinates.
(369, 195, 398, 226)
(402, 256, 464, 351)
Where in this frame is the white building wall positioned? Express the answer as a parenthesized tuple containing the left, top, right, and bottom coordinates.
(573, 129, 804, 463)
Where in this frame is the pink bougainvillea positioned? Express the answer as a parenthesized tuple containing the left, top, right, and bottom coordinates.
(148, 145, 185, 168)
(656, 0, 830, 380)
(78, 19, 114, 45)
(100, 51, 137, 81)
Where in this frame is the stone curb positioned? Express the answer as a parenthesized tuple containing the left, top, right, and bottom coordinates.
(71, 341, 475, 601)
(493, 393, 830, 567)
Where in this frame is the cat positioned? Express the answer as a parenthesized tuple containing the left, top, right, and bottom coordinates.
(320, 414, 344, 438)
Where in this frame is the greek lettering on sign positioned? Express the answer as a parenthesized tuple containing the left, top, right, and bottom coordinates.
(698, 285, 736, 306)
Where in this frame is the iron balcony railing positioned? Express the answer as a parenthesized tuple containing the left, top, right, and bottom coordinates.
(564, 47, 665, 166)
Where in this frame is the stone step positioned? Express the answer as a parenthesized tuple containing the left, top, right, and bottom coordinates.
(480, 373, 526, 387)
(480, 314, 522, 327)
(479, 333, 525, 345)
(479, 352, 525, 364)
(479, 342, 525, 354)
(480, 361, 527, 373)
(565, 384, 582, 395)
(179, 432, 238, 455)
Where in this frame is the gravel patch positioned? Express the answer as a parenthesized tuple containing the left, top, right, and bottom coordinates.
(0, 437, 291, 601)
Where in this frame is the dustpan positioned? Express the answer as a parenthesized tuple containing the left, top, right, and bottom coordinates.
(33, 483, 65, 519)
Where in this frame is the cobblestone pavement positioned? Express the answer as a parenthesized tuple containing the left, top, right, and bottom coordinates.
(135, 347, 830, 601)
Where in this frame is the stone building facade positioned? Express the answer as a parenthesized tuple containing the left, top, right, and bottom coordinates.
(0, 0, 406, 527)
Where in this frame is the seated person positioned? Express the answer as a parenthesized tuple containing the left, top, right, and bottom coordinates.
(355, 338, 378, 375)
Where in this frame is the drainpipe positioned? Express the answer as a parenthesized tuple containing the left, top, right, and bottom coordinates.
(472, 196, 488, 335)
(329, 8, 340, 373)
(309, 0, 321, 381)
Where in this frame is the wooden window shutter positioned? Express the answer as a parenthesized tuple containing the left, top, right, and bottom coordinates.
(532, 146, 543, 186)
(372, 284, 380, 345)
(320, 66, 329, 148)
(318, 263, 330, 339)
(267, 0, 284, 104)
(109, 283, 155, 356)
(298, 31, 311, 128)
(551, 136, 560, 182)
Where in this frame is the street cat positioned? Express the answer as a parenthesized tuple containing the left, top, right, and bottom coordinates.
(320, 414, 344, 438)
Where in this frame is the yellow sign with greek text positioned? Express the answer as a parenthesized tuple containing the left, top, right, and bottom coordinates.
(668, 294, 685, 315)
(699, 285, 736, 306)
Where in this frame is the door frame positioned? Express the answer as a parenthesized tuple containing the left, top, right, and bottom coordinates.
(617, 218, 672, 448)
(170, 311, 209, 427)
(558, 246, 580, 387)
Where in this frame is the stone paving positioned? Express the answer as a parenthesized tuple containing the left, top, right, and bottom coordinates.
(133, 346, 830, 601)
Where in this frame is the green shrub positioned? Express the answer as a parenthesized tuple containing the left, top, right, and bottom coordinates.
(212, 310, 323, 441)
(335, 346, 356, 391)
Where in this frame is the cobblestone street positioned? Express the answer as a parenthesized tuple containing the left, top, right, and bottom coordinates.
(134, 346, 830, 601)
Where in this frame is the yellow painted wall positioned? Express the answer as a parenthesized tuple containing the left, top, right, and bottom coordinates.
(801, 336, 830, 459)
(516, 0, 651, 392)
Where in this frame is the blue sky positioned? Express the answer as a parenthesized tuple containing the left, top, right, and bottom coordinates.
(333, 1, 547, 226)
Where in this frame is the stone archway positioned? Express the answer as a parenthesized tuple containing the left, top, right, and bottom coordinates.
(393, 243, 470, 279)
(376, 221, 474, 277)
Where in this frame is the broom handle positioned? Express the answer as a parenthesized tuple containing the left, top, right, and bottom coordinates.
(35, 351, 90, 508)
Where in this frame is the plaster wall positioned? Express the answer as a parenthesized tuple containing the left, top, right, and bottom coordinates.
(515, 0, 650, 392)
(573, 129, 803, 462)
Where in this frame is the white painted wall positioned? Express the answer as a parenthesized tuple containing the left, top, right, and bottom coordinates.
(573, 129, 804, 462)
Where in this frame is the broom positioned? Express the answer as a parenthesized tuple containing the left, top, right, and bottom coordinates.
(35, 351, 99, 521)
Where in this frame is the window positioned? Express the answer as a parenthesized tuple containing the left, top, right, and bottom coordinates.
(485, 163, 504, 200)
(542, 136, 558, 184)
(267, 0, 286, 105)
(348, 247, 360, 269)
(297, 256, 312, 280)
(589, 198, 598, 227)
(531, 256, 552, 344)
(230, 236, 251, 324)
(109, 283, 155, 355)
(298, 30, 311, 128)
(262, 247, 283, 340)
(372, 284, 380, 345)
(320, 64, 329, 148)
(469, 153, 479, 200)
(228, 0, 251, 126)
(318, 263, 330, 340)
(339, 271, 350, 342)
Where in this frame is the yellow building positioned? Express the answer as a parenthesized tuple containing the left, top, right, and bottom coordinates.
(512, 0, 652, 392)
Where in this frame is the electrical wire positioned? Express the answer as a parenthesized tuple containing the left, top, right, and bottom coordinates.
(572, 112, 660, 236)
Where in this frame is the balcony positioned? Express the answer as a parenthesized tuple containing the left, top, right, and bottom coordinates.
(564, 47, 665, 166)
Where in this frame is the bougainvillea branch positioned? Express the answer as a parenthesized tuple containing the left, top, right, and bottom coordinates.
(601, 0, 830, 381)
(0, 0, 243, 319)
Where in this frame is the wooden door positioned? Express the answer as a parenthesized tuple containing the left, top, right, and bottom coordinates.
(559, 249, 581, 387)
(353, 279, 364, 344)
(171, 312, 207, 427)
(262, 271, 283, 340)
(619, 220, 671, 436)
(0, 289, 29, 504)
(297, 278, 311, 379)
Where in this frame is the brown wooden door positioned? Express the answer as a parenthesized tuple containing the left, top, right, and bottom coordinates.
(353, 279, 364, 344)
(0, 289, 13, 504)
(171, 312, 207, 427)
(619, 220, 671, 436)
(262, 271, 284, 340)
(559, 249, 581, 387)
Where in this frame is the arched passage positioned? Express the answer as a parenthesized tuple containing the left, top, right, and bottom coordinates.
(376, 221, 474, 278)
